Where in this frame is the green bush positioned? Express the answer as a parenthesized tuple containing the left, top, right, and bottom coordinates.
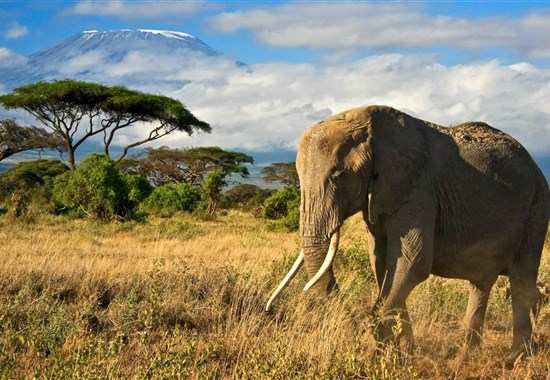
(0, 159, 68, 211)
(52, 154, 147, 220)
(124, 173, 153, 205)
(263, 185, 300, 220)
(144, 183, 201, 215)
(263, 185, 300, 231)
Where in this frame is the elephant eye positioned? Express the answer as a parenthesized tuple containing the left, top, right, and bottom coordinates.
(332, 170, 344, 180)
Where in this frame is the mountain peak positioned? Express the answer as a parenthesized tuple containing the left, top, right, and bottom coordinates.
(137, 29, 196, 40)
(82, 29, 197, 41)
(0, 29, 228, 89)
(65, 29, 221, 57)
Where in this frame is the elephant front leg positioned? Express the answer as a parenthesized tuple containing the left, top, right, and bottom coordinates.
(372, 227, 434, 353)
(464, 279, 496, 347)
(371, 280, 416, 353)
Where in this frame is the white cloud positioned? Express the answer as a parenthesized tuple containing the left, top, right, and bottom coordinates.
(65, 0, 219, 19)
(119, 54, 549, 157)
(208, 3, 550, 57)
(58, 51, 105, 75)
(0, 47, 27, 68)
(4, 22, 28, 40)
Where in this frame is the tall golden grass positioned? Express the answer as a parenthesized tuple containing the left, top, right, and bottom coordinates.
(0, 211, 548, 379)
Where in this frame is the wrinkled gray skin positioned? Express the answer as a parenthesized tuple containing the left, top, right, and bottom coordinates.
(268, 105, 549, 352)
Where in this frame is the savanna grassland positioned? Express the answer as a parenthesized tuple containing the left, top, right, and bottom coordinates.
(1, 211, 549, 379)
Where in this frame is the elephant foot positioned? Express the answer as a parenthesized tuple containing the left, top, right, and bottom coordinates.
(505, 337, 539, 369)
(465, 330, 483, 349)
(510, 335, 537, 355)
(504, 351, 526, 370)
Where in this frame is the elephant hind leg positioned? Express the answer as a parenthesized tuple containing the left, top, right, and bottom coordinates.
(464, 278, 496, 347)
(508, 203, 547, 351)
(509, 271, 540, 351)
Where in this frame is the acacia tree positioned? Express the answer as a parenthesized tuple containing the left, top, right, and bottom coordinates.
(133, 146, 254, 188)
(129, 146, 197, 186)
(260, 162, 300, 188)
(0, 80, 210, 169)
(0, 119, 65, 161)
(181, 146, 254, 184)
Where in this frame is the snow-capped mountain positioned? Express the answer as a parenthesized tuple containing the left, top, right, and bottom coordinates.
(0, 29, 237, 90)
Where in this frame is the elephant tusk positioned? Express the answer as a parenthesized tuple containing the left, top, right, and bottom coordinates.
(265, 250, 304, 312)
(303, 229, 341, 291)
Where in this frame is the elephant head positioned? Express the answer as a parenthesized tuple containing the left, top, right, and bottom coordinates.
(266, 105, 430, 311)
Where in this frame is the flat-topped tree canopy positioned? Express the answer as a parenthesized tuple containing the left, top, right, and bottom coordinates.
(180, 146, 253, 178)
(128, 146, 254, 187)
(0, 79, 210, 169)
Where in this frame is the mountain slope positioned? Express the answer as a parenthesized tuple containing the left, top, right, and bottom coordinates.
(0, 29, 235, 90)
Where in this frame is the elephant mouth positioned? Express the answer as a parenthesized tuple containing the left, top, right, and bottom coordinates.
(265, 228, 341, 312)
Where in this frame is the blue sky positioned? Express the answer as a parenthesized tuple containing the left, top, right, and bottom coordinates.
(1, 1, 550, 177)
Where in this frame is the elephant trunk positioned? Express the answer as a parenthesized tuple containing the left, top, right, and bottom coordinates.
(264, 229, 340, 312)
(302, 229, 340, 295)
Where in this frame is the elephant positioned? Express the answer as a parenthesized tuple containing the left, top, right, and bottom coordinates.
(265, 105, 549, 352)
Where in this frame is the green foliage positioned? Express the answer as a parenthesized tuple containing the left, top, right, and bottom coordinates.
(202, 170, 225, 215)
(181, 146, 253, 177)
(0, 159, 67, 194)
(144, 183, 202, 216)
(263, 185, 300, 231)
(52, 154, 145, 220)
(124, 173, 153, 205)
(263, 185, 300, 219)
(0, 159, 68, 213)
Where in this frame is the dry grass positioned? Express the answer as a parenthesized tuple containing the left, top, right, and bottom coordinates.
(0, 211, 548, 379)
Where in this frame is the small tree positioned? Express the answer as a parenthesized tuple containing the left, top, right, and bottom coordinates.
(261, 162, 300, 188)
(0, 80, 210, 169)
(182, 147, 254, 183)
(0, 119, 65, 161)
(202, 170, 226, 215)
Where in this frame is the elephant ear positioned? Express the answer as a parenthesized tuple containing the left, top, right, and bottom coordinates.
(367, 107, 430, 224)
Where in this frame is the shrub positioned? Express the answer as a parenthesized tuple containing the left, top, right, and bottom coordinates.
(124, 173, 153, 205)
(263, 185, 300, 220)
(263, 185, 300, 231)
(0, 159, 68, 211)
(144, 183, 201, 215)
(220, 184, 274, 213)
(52, 154, 143, 220)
